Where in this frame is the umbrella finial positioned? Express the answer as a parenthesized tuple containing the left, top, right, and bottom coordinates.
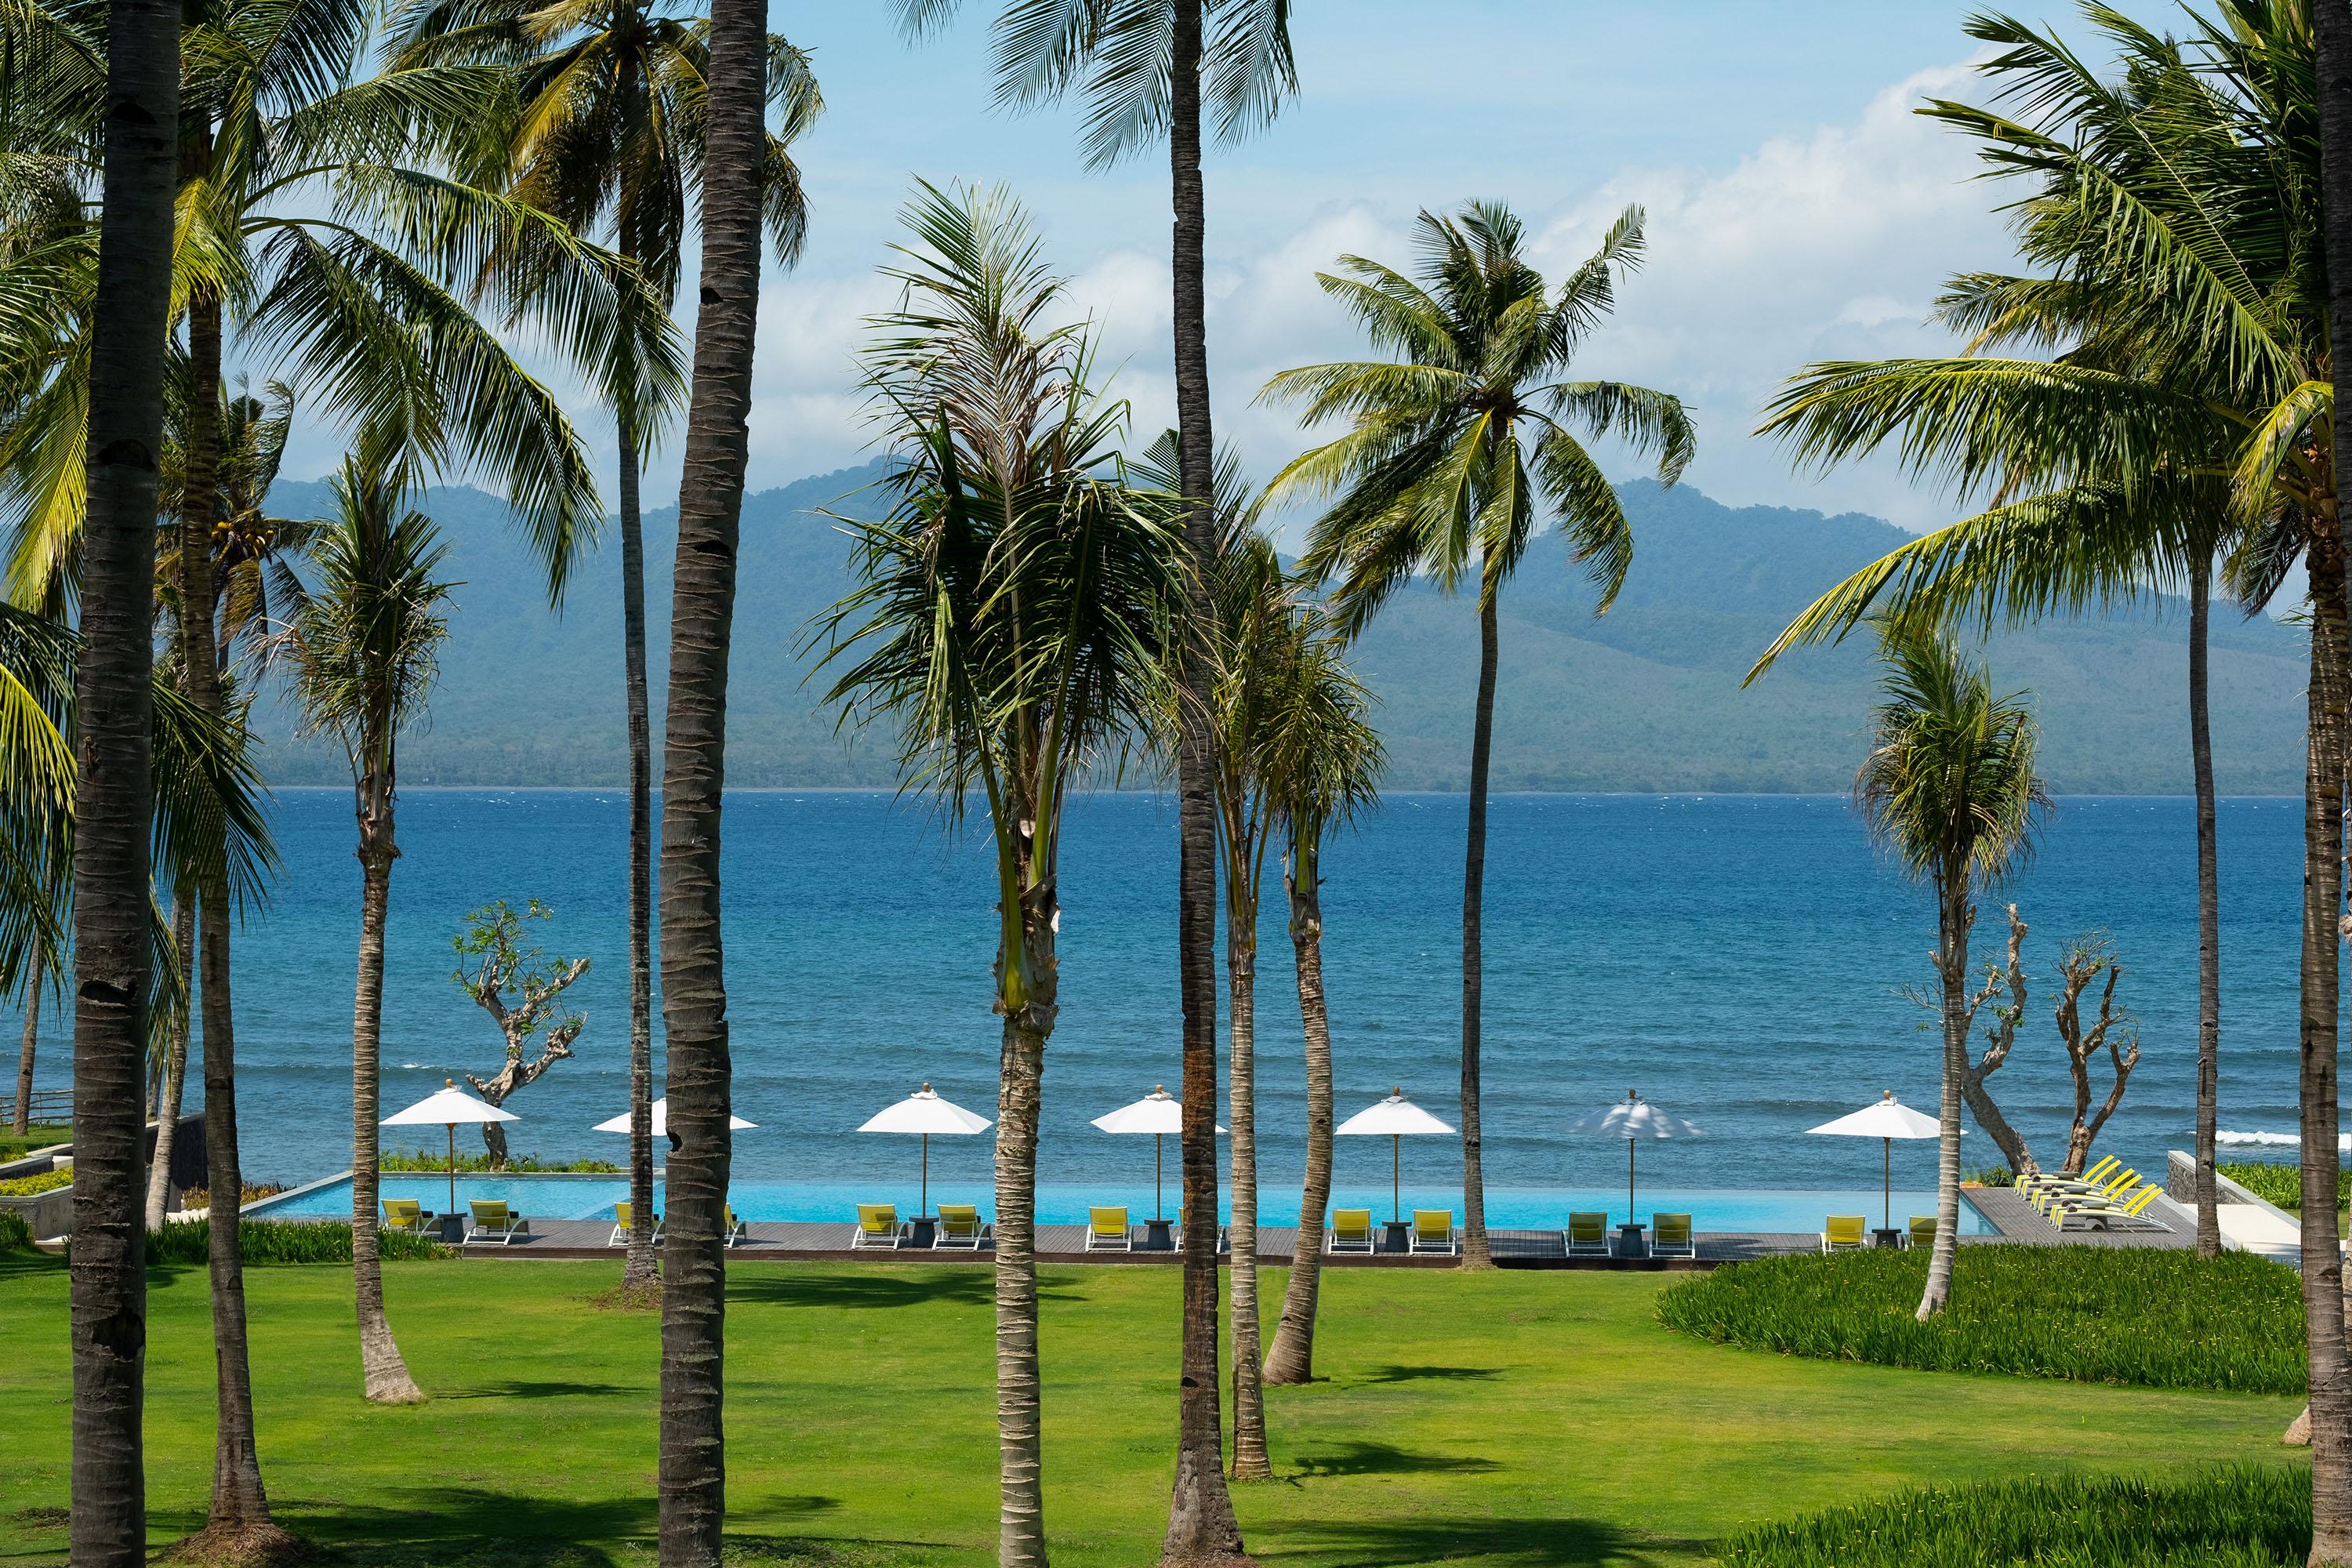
(1392, 1086, 1402, 1098)
(920, 1081, 931, 1094)
(445, 1077, 454, 1088)
(1154, 1083, 1165, 1096)
(1882, 1089, 1894, 1102)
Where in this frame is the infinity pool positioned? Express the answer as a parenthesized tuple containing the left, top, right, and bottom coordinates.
(252, 1175, 1991, 1235)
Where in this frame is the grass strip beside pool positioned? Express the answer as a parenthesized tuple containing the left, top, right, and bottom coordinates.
(1656, 1244, 2304, 1393)
(1719, 1466, 2309, 1566)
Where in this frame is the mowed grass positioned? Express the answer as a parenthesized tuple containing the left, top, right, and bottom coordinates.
(0, 1250, 2309, 1567)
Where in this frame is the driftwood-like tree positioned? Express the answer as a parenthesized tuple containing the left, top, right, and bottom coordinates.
(2052, 933, 2139, 1178)
(1952, 904, 2038, 1179)
(452, 899, 589, 1165)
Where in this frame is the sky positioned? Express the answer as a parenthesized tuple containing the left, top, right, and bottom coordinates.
(281, 1, 2080, 541)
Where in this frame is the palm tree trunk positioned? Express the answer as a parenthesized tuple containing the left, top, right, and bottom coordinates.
(658, 0, 767, 1559)
(1915, 876, 1968, 1320)
(350, 828, 423, 1405)
(15, 975, 38, 1137)
(141, 895, 193, 1230)
(2188, 562, 2222, 1259)
(1263, 836, 1330, 1385)
(1459, 594, 1499, 1269)
(619, 394, 659, 1294)
(1225, 890, 1269, 1479)
(994, 1009, 1047, 1568)
(71, 5, 176, 1555)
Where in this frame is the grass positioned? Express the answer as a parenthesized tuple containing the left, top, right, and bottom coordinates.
(0, 1254, 2305, 1567)
(142, 1219, 445, 1267)
(2221, 1160, 2350, 1213)
(0, 1125, 69, 1163)
(1720, 1466, 2307, 1566)
(1655, 1244, 2304, 1393)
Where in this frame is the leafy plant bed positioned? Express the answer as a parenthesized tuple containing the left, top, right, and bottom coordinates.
(146, 1218, 445, 1266)
(380, 1148, 619, 1174)
(178, 1181, 287, 1210)
(1656, 1243, 2303, 1393)
(0, 1167, 70, 1197)
(2220, 1160, 2350, 1213)
(1719, 1465, 2308, 1566)
(0, 1209, 30, 1250)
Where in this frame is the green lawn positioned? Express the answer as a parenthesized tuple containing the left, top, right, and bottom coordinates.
(0, 1251, 2307, 1566)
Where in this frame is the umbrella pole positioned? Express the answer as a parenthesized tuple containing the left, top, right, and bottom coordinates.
(922, 1134, 929, 1217)
(447, 1123, 456, 1219)
(1628, 1138, 1635, 1221)
(1392, 1134, 1400, 1225)
(1156, 1133, 1163, 1221)
(1883, 1138, 1891, 1231)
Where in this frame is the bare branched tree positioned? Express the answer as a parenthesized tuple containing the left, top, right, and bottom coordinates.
(452, 899, 590, 1166)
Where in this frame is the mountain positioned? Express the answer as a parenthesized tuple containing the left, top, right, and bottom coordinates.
(249, 461, 2307, 794)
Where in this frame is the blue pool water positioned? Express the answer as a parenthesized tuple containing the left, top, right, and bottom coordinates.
(256, 1173, 1991, 1235)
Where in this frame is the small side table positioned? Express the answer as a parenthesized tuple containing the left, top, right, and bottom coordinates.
(1615, 1221, 1650, 1260)
(431, 1213, 465, 1244)
(1871, 1227, 1904, 1249)
(1139, 1218, 1175, 1251)
(907, 1215, 938, 1250)
(1381, 1221, 1411, 1254)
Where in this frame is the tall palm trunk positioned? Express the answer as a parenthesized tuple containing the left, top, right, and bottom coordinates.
(1916, 873, 1969, 1319)
(619, 387, 659, 1294)
(1225, 874, 1268, 1479)
(657, 0, 766, 1559)
(1459, 594, 1498, 1269)
(141, 895, 193, 1230)
(350, 797, 423, 1405)
(1263, 834, 1330, 1385)
(1163, 1, 1247, 1562)
(15, 975, 38, 1136)
(71, 2, 176, 1554)
(993, 855, 1054, 1568)
(2188, 563, 2222, 1259)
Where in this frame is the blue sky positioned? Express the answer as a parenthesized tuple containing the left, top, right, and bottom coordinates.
(289, 2, 2096, 538)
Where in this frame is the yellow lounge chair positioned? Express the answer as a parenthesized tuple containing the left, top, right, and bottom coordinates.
(1907, 1214, 1936, 1249)
(850, 1203, 904, 1250)
(1327, 1208, 1375, 1254)
(381, 1198, 432, 1235)
(2053, 1182, 2165, 1231)
(1172, 1206, 1227, 1254)
(1820, 1214, 1867, 1254)
(1410, 1208, 1457, 1256)
(1652, 1212, 1695, 1260)
(723, 1204, 746, 1248)
(1087, 1207, 1132, 1252)
(2020, 1154, 2117, 1199)
(1565, 1211, 1610, 1258)
(463, 1200, 529, 1245)
(936, 1204, 989, 1249)
(2031, 1165, 2136, 1216)
(609, 1200, 661, 1248)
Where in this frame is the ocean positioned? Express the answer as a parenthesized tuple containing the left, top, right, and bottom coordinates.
(43, 789, 2310, 1210)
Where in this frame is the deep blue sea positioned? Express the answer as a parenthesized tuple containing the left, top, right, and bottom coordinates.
(34, 789, 2310, 1218)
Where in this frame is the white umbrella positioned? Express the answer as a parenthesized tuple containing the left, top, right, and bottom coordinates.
(858, 1083, 992, 1214)
(1091, 1086, 1224, 1220)
(382, 1079, 517, 1218)
(1335, 1087, 1454, 1223)
(1568, 1090, 1704, 1218)
(1807, 1090, 1948, 1230)
(592, 1098, 757, 1140)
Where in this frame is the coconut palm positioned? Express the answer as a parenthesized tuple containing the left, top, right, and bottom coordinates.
(1263, 201, 1693, 1269)
(891, 6, 1297, 1538)
(815, 182, 1182, 1568)
(272, 449, 452, 1407)
(650, 0, 775, 1554)
(1855, 627, 2045, 1318)
(386, 0, 816, 1294)
(1258, 609, 1381, 1387)
(63, 0, 175, 1552)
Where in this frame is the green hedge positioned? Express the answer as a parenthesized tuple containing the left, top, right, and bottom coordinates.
(381, 1148, 619, 1174)
(0, 1208, 31, 1251)
(1719, 1466, 2308, 1566)
(0, 1167, 71, 1196)
(1656, 1243, 2303, 1393)
(2220, 1160, 2350, 1213)
(147, 1218, 445, 1266)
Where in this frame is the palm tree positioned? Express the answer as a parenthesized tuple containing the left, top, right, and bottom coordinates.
(1263, 201, 1693, 1269)
(652, 0, 775, 1554)
(387, 0, 815, 1294)
(890, 9, 1297, 1544)
(1258, 611, 1381, 1387)
(1854, 627, 2045, 1318)
(274, 451, 452, 1407)
(64, 0, 176, 1553)
(815, 180, 1182, 1568)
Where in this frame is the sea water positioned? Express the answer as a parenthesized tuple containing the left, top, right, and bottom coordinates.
(63, 789, 2304, 1207)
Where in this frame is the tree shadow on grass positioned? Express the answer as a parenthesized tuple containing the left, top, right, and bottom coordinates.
(1288, 1440, 1501, 1479)
(435, 1379, 637, 1401)
(1358, 1363, 1501, 1385)
(1254, 1516, 1707, 1568)
(0, 1249, 61, 1282)
(725, 1269, 1078, 1312)
(233, 1490, 889, 1567)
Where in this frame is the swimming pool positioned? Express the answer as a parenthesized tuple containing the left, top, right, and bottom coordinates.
(252, 1174, 1991, 1235)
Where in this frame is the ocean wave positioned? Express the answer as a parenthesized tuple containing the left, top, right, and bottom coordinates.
(2217, 1129, 2352, 1152)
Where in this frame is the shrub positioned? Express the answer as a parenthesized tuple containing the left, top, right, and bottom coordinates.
(146, 1218, 445, 1266)
(0, 1124, 71, 1161)
(381, 1148, 618, 1174)
(2220, 1160, 2350, 1213)
(1655, 1243, 2303, 1393)
(1963, 1165, 2014, 1186)
(177, 1181, 285, 1210)
(0, 1167, 70, 1197)
(0, 1208, 31, 1251)
(1719, 1465, 2308, 1567)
